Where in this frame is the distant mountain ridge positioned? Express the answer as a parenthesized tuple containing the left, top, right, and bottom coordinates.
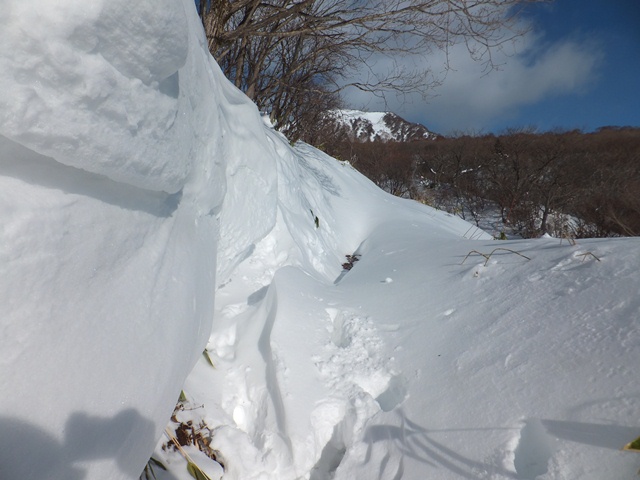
(323, 109, 438, 142)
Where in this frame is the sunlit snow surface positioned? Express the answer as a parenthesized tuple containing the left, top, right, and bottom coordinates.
(173, 138, 640, 480)
(1, 2, 639, 480)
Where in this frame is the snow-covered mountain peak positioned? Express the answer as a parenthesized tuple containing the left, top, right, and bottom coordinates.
(326, 109, 438, 142)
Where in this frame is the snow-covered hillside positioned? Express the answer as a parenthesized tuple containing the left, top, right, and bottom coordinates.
(1, 2, 639, 480)
(166, 134, 640, 480)
(324, 109, 438, 142)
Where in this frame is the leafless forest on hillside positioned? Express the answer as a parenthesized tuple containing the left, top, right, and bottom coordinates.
(315, 127, 640, 238)
(198, 3, 638, 238)
(199, 0, 545, 140)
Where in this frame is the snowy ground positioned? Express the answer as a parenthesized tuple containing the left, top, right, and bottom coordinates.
(1, 2, 639, 480)
(154, 137, 640, 480)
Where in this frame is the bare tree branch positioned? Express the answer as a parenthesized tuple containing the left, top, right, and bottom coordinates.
(200, 0, 549, 139)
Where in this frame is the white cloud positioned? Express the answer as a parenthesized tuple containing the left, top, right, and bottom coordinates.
(342, 28, 603, 134)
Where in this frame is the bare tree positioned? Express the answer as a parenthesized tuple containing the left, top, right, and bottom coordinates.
(199, 0, 547, 139)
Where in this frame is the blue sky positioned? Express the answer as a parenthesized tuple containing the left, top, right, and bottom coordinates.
(503, 0, 640, 132)
(345, 0, 640, 135)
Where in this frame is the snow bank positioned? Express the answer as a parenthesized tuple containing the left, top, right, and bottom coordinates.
(0, 1, 270, 478)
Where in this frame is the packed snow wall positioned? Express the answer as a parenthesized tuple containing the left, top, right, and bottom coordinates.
(0, 1, 277, 478)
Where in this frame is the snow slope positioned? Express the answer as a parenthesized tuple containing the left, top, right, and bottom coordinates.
(1, 2, 639, 480)
(165, 133, 640, 479)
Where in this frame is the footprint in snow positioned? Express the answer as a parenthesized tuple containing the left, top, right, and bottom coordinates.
(320, 308, 406, 411)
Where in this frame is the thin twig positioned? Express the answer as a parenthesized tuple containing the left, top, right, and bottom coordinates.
(461, 250, 490, 265)
(559, 235, 577, 246)
(576, 252, 601, 262)
(461, 248, 531, 267)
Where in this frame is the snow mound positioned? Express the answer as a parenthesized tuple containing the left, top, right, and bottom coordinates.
(0, 1, 261, 478)
(1, 0, 193, 193)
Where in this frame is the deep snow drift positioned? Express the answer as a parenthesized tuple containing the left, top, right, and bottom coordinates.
(164, 139, 640, 479)
(0, 0, 268, 478)
(1, 2, 639, 480)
